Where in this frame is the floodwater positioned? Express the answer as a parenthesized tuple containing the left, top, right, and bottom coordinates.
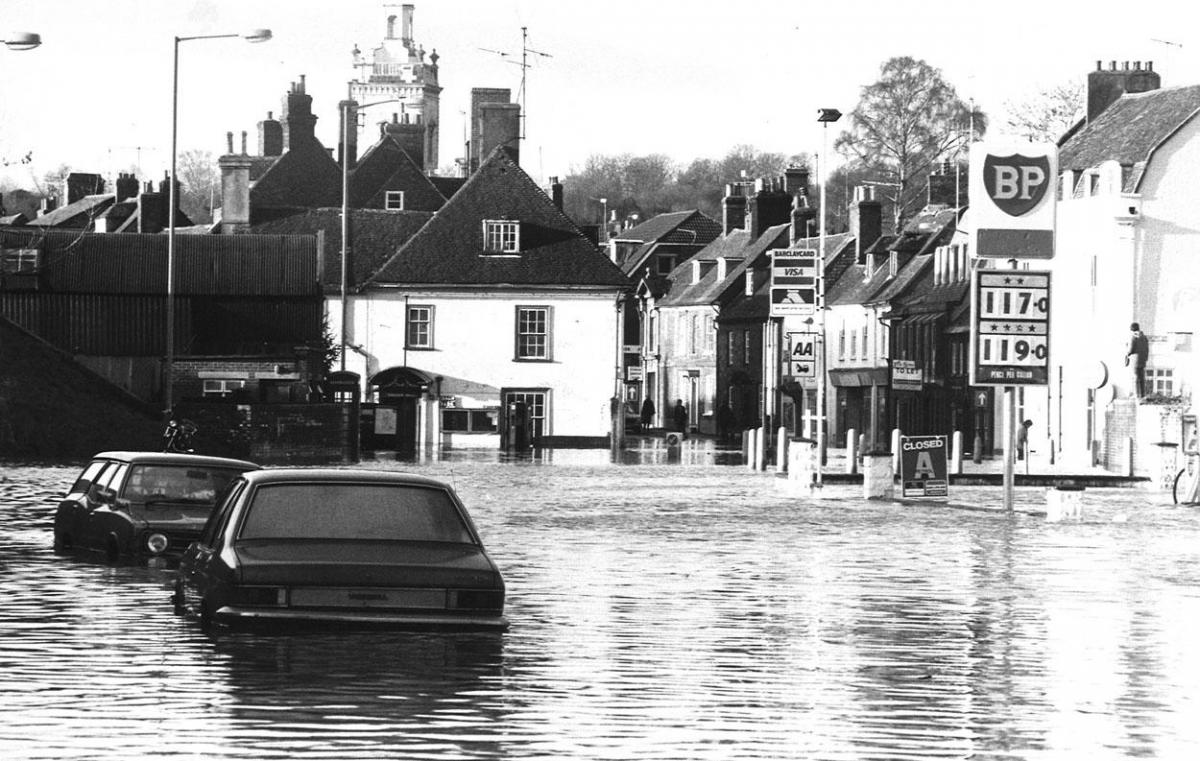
(3, 445, 1200, 760)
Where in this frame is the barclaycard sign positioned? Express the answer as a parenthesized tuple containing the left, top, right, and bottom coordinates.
(969, 141, 1058, 259)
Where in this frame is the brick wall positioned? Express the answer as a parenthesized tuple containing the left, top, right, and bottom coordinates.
(175, 401, 355, 464)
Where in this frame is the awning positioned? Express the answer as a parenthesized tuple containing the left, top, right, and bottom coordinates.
(829, 367, 889, 387)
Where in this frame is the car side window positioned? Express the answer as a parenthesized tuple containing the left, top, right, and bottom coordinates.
(200, 479, 246, 549)
(70, 460, 107, 496)
(85, 462, 120, 501)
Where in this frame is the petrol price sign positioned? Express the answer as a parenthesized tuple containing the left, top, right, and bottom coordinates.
(970, 270, 1051, 386)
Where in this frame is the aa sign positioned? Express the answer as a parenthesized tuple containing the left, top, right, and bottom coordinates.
(970, 141, 1057, 259)
(786, 332, 817, 378)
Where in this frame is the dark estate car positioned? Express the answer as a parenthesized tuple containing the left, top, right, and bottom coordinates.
(173, 469, 508, 631)
(54, 451, 260, 561)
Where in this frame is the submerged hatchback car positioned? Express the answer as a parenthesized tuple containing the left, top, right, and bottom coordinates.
(54, 451, 259, 561)
(174, 469, 508, 630)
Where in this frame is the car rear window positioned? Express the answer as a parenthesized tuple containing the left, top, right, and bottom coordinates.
(238, 483, 473, 544)
(122, 465, 246, 503)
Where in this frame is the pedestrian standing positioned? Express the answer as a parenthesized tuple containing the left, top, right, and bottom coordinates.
(672, 399, 688, 434)
(1016, 419, 1032, 461)
(640, 397, 655, 430)
(1126, 322, 1150, 399)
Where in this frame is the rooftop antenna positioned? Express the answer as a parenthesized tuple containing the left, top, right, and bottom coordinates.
(479, 27, 552, 140)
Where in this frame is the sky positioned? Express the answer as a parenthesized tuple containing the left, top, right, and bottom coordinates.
(1, 0, 1198, 192)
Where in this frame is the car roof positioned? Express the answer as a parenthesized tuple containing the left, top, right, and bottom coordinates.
(240, 468, 453, 489)
(91, 451, 260, 469)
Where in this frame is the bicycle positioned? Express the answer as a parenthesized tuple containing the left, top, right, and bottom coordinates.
(162, 419, 198, 453)
(1172, 444, 1199, 505)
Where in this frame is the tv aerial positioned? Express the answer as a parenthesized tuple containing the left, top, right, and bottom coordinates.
(478, 27, 552, 140)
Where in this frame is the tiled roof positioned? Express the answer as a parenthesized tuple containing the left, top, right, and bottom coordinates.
(249, 208, 433, 289)
(0, 227, 319, 295)
(26, 194, 115, 229)
(1059, 85, 1200, 183)
(659, 225, 795, 308)
(365, 148, 629, 289)
(250, 139, 342, 208)
(612, 210, 721, 246)
(429, 175, 467, 198)
(350, 136, 447, 211)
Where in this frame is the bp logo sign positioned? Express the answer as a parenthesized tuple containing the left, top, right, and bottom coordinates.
(969, 141, 1058, 259)
(982, 153, 1052, 217)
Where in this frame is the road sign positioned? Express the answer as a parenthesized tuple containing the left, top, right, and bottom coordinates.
(899, 435, 949, 499)
(770, 249, 821, 317)
(969, 141, 1058, 259)
(970, 270, 1051, 386)
(786, 332, 817, 378)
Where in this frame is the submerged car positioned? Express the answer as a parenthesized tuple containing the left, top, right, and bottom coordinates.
(54, 451, 259, 561)
(173, 469, 508, 631)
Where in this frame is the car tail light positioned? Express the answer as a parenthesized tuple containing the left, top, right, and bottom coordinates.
(232, 587, 288, 607)
(449, 589, 504, 611)
(145, 533, 170, 555)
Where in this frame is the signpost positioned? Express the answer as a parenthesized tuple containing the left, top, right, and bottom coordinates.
(968, 139, 1057, 512)
(899, 434, 949, 499)
(770, 249, 820, 318)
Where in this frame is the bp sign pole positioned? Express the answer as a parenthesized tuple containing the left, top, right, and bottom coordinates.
(969, 140, 1057, 511)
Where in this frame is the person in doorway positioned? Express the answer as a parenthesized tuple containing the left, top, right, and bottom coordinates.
(640, 397, 655, 430)
(717, 402, 735, 442)
(672, 399, 688, 434)
(1126, 322, 1150, 399)
(1016, 419, 1033, 461)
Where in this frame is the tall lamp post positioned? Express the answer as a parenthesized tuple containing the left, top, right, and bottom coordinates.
(165, 29, 271, 415)
(339, 88, 400, 371)
(816, 107, 842, 488)
(2, 32, 41, 51)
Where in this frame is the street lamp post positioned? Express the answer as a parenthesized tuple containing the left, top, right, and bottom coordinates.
(165, 29, 271, 415)
(2, 32, 41, 51)
(339, 88, 400, 372)
(816, 107, 842, 489)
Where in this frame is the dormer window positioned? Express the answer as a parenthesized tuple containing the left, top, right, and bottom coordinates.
(889, 251, 899, 278)
(483, 220, 519, 253)
(385, 191, 405, 211)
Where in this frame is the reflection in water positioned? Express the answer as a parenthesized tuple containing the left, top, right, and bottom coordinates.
(2, 458, 1200, 758)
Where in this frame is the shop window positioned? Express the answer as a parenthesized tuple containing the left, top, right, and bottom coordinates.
(203, 380, 246, 398)
(442, 408, 499, 433)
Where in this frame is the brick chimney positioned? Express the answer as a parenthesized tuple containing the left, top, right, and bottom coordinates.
(549, 176, 564, 211)
(63, 172, 104, 205)
(137, 181, 166, 233)
(115, 172, 139, 203)
(478, 101, 520, 167)
(1087, 60, 1160, 123)
(722, 183, 748, 235)
(382, 113, 425, 171)
(281, 75, 318, 151)
(218, 130, 253, 234)
(848, 186, 882, 265)
(469, 88, 516, 172)
(259, 111, 283, 157)
(790, 193, 817, 246)
(784, 164, 809, 196)
(927, 161, 959, 207)
(747, 177, 792, 239)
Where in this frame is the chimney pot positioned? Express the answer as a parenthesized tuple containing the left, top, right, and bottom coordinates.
(1135, 60, 1142, 70)
(226, 131, 234, 153)
(241, 131, 248, 154)
(1148, 60, 1154, 71)
(299, 74, 306, 92)
(1110, 60, 1117, 70)
(1096, 60, 1102, 71)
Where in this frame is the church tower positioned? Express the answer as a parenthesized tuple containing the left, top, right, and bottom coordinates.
(350, 3, 441, 172)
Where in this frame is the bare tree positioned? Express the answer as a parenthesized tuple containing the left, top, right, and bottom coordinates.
(176, 149, 219, 224)
(835, 56, 985, 229)
(1002, 79, 1084, 143)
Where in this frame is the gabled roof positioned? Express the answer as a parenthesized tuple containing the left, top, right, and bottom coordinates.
(350, 135, 447, 211)
(0, 227, 318, 295)
(364, 148, 629, 289)
(249, 207, 434, 289)
(659, 225, 795, 308)
(250, 138, 342, 208)
(1059, 84, 1200, 188)
(612, 210, 721, 245)
(26, 194, 115, 229)
(429, 175, 467, 199)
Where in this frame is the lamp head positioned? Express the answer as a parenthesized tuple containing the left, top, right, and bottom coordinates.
(244, 29, 272, 43)
(4, 32, 42, 51)
(817, 108, 843, 123)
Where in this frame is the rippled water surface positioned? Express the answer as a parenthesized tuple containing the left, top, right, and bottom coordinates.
(3, 450, 1200, 759)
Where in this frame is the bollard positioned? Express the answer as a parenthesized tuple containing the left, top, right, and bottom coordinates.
(973, 432, 983, 464)
(891, 429, 901, 473)
(863, 452, 894, 500)
(846, 428, 858, 474)
(776, 427, 789, 474)
(755, 427, 766, 471)
(951, 431, 963, 475)
(747, 427, 759, 470)
(742, 429, 750, 461)
(1126, 435, 1135, 477)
